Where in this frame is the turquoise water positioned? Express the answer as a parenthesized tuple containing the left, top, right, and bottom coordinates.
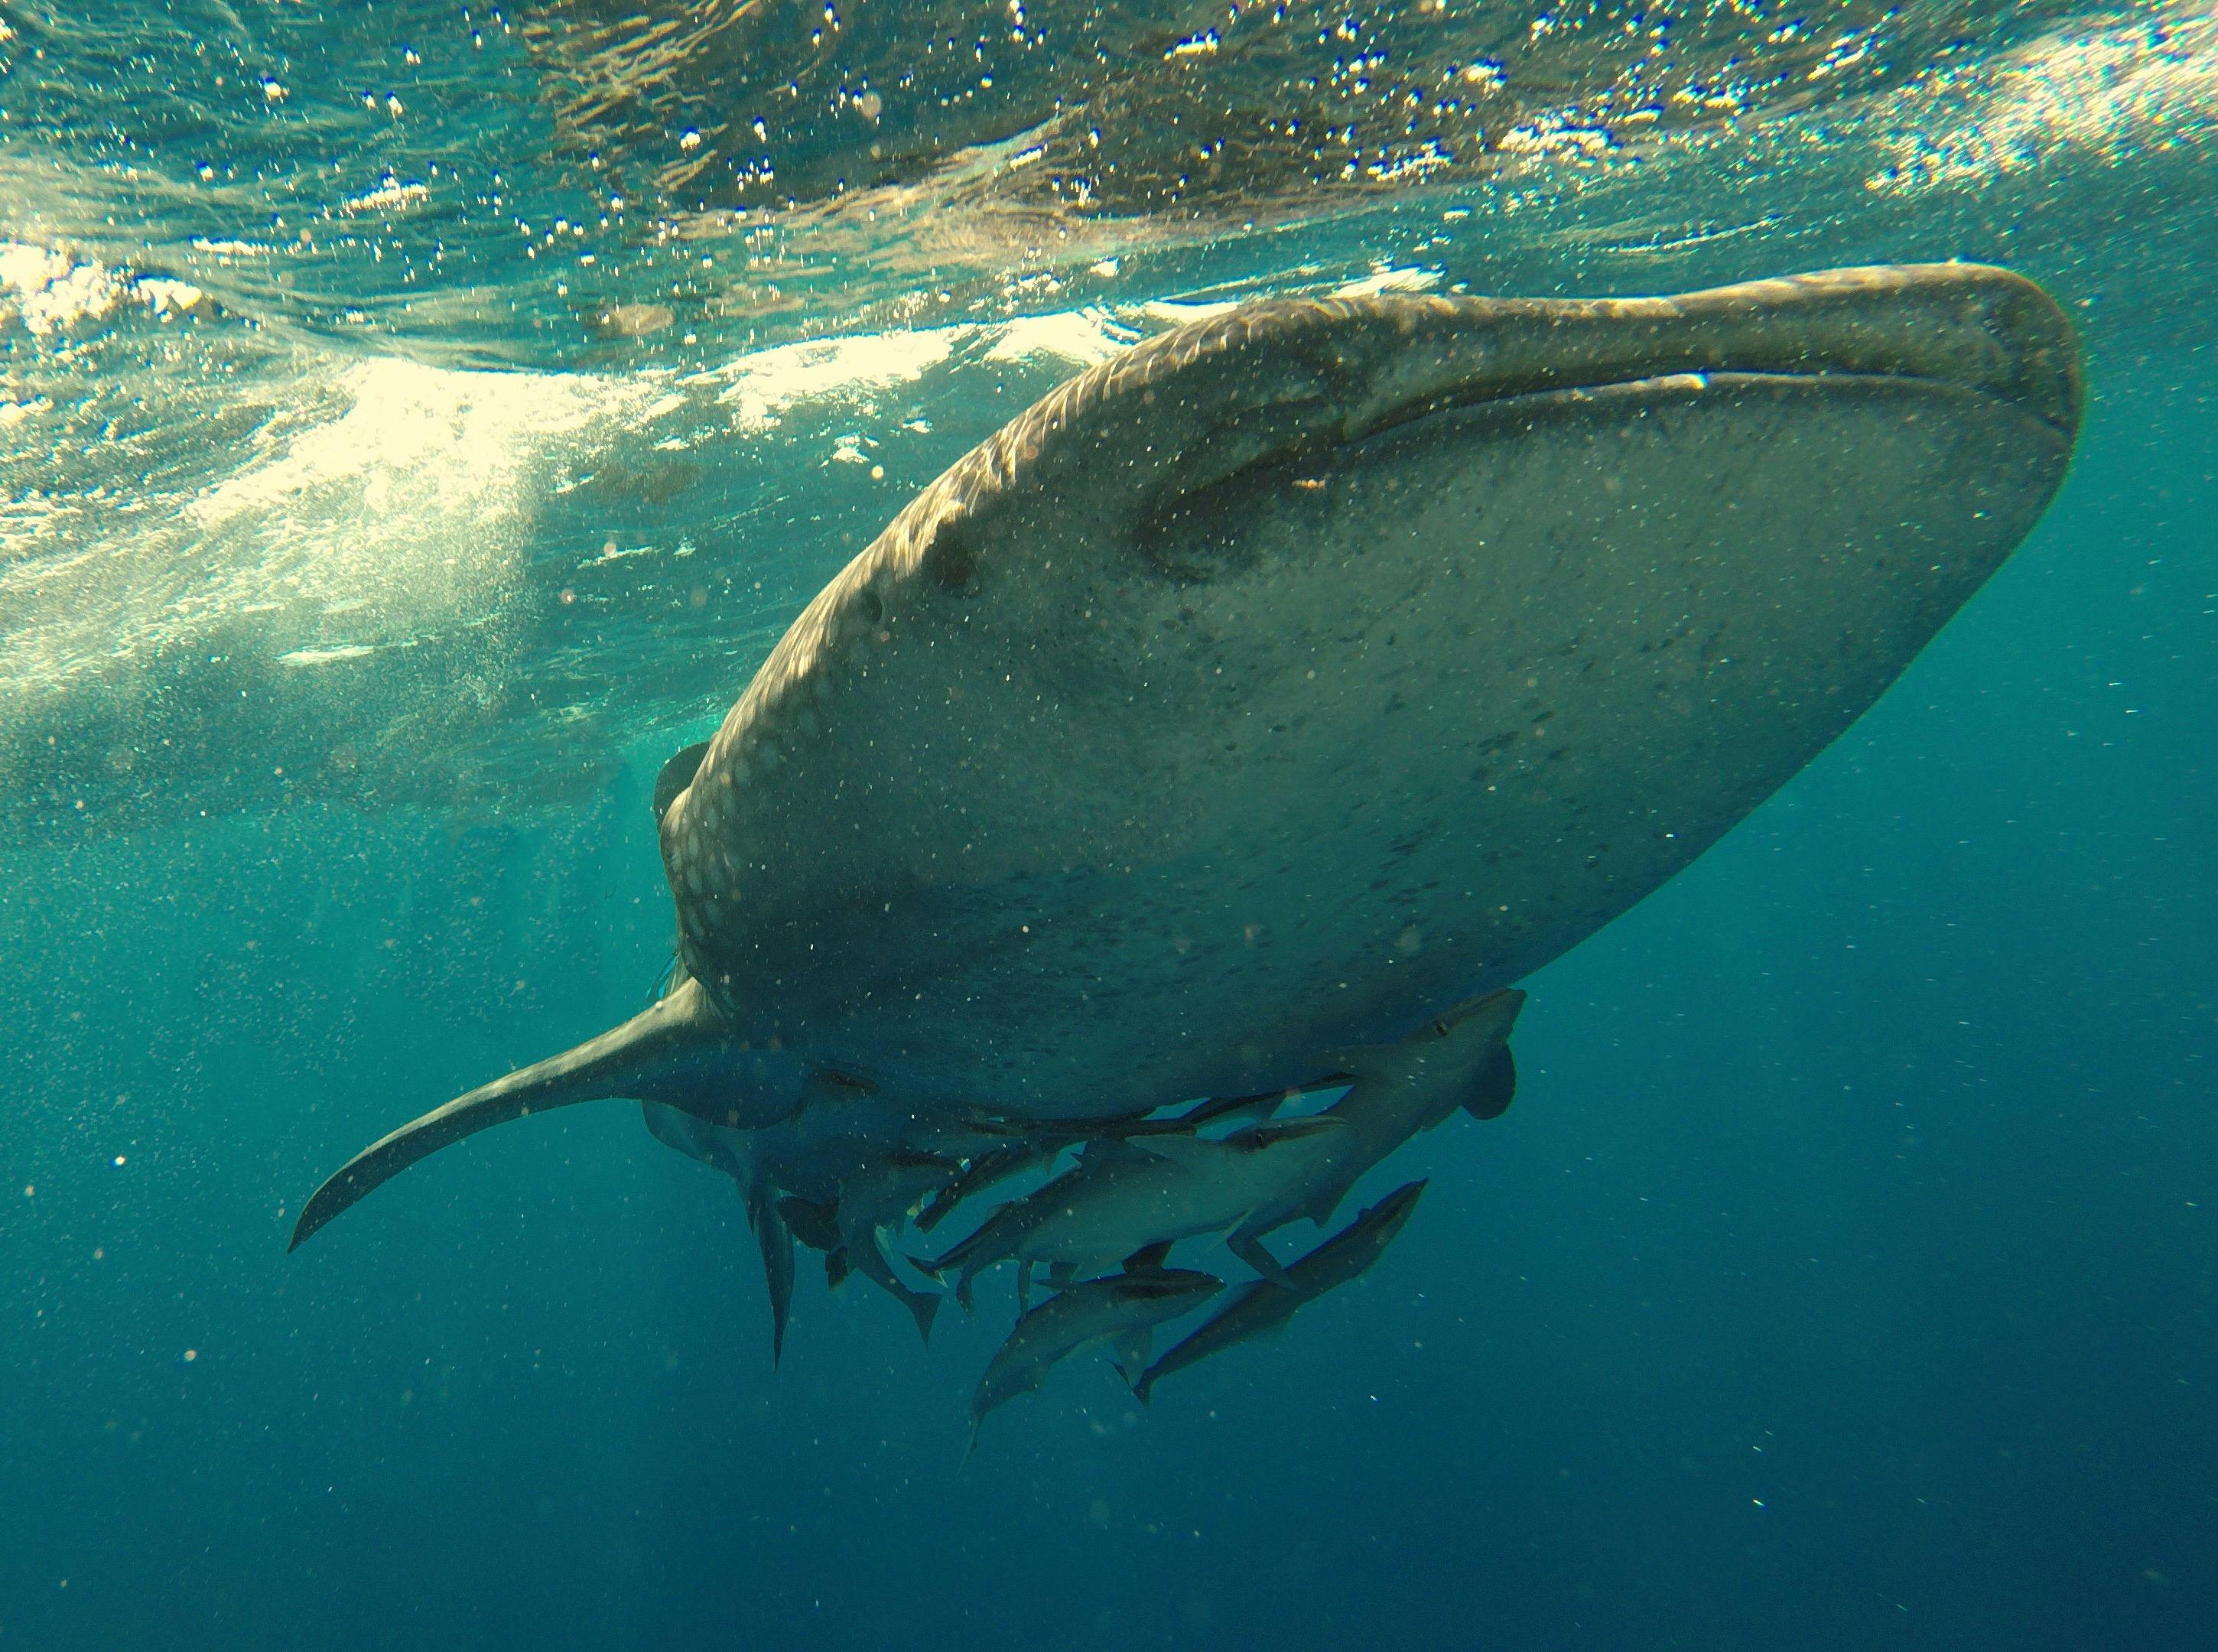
(4, 5, 2214, 1647)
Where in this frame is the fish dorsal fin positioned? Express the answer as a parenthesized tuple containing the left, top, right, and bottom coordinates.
(1123, 1241, 1176, 1274)
(1084, 1135, 1167, 1169)
(1182, 1089, 1289, 1129)
(652, 740, 713, 824)
(1234, 1116, 1345, 1152)
(1113, 1328, 1155, 1382)
(1128, 1132, 1223, 1172)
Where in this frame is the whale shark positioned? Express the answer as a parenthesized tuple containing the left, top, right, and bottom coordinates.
(289, 263, 2080, 1262)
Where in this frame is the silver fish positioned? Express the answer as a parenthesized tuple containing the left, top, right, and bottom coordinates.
(1133, 1180, 1428, 1406)
(968, 1267, 1223, 1453)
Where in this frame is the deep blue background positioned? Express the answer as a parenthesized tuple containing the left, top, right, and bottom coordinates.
(2, 330, 2211, 1649)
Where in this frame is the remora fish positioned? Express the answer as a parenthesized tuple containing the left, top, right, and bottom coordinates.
(927, 990, 1517, 1300)
(921, 1117, 1346, 1305)
(1132, 1180, 1428, 1406)
(650, 1091, 975, 1350)
(814, 1148, 956, 1343)
(1280, 987, 1526, 1232)
(289, 265, 2080, 1251)
(968, 1267, 1223, 1452)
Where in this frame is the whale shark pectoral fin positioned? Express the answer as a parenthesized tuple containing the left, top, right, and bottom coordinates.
(652, 740, 713, 825)
(288, 975, 743, 1251)
(1464, 1040, 1517, 1121)
(1234, 1116, 1346, 1151)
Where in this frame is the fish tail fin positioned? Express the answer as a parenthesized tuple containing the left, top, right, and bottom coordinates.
(1113, 1328, 1153, 1385)
(906, 1288, 942, 1346)
(911, 1215, 992, 1285)
(865, 1237, 940, 1343)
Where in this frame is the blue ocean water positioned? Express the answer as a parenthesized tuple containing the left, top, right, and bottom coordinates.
(2, 5, 2213, 1648)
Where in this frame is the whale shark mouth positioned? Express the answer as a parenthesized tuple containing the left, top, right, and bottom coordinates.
(1133, 361, 2064, 589)
(1112, 265, 2079, 561)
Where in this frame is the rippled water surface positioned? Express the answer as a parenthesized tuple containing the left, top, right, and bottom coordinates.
(3, 4, 2214, 1648)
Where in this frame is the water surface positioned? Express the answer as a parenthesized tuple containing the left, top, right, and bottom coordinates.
(2, 4, 2213, 1647)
